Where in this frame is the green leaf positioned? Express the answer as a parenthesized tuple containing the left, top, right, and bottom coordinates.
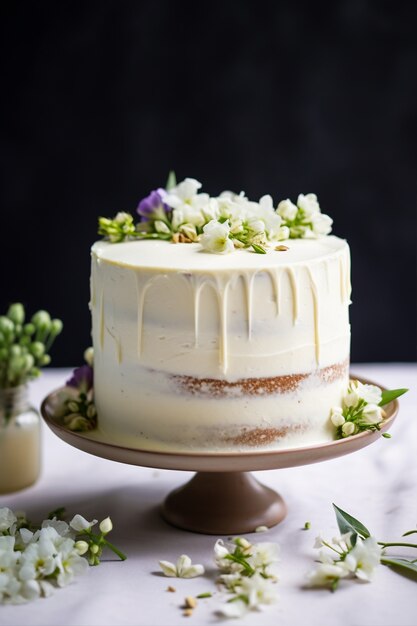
(381, 557, 417, 581)
(379, 388, 408, 406)
(165, 170, 177, 190)
(333, 504, 371, 539)
(252, 243, 267, 254)
(402, 529, 417, 537)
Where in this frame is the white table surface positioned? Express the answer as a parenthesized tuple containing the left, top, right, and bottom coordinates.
(1, 364, 416, 626)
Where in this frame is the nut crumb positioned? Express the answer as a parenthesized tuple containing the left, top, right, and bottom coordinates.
(275, 245, 289, 251)
(183, 609, 193, 617)
(167, 586, 176, 592)
(184, 596, 197, 609)
(173, 232, 193, 244)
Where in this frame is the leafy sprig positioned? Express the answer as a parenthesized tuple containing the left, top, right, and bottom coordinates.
(330, 380, 407, 439)
(0, 304, 62, 388)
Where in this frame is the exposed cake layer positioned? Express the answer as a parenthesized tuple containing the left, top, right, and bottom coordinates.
(93, 363, 348, 451)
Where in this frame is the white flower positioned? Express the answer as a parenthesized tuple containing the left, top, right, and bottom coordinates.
(342, 421, 355, 436)
(200, 220, 234, 254)
(218, 598, 248, 618)
(69, 514, 97, 532)
(0, 508, 17, 533)
(311, 212, 333, 236)
(330, 407, 345, 427)
(218, 574, 278, 618)
(54, 538, 89, 587)
(41, 518, 71, 537)
(344, 536, 381, 581)
(277, 225, 290, 240)
(297, 193, 320, 217)
(306, 561, 349, 588)
(158, 554, 205, 578)
(248, 542, 280, 574)
(99, 517, 113, 534)
(277, 198, 298, 221)
(343, 388, 360, 409)
(361, 403, 384, 425)
(351, 381, 383, 405)
(257, 195, 283, 239)
(164, 178, 209, 227)
(240, 573, 278, 607)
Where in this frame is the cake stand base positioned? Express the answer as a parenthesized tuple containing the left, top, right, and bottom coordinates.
(161, 471, 286, 535)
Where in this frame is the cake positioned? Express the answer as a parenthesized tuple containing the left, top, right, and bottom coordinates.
(90, 178, 351, 451)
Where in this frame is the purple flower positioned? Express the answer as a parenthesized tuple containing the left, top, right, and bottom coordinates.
(66, 364, 93, 392)
(136, 188, 171, 222)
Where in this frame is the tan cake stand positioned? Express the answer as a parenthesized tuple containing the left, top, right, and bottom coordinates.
(40, 378, 398, 535)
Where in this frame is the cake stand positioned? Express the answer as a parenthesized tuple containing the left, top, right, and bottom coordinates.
(40, 378, 398, 535)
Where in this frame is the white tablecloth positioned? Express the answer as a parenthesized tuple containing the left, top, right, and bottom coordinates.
(1, 364, 416, 626)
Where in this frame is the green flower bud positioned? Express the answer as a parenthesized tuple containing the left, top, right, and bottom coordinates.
(30, 341, 45, 359)
(29, 367, 41, 379)
(23, 354, 35, 372)
(23, 323, 35, 335)
(0, 316, 14, 335)
(7, 303, 25, 325)
(50, 319, 63, 336)
(10, 345, 22, 358)
(67, 400, 80, 413)
(9, 355, 24, 373)
(31, 310, 51, 328)
(90, 544, 99, 555)
(19, 335, 31, 347)
(40, 354, 51, 366)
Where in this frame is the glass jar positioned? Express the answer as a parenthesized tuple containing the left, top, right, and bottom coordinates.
(0, 385, 41, 494)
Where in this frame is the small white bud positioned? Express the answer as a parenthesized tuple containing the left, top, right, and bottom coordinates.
(84, 347, 94, 366)
(342, 421, 355, 436)
(99, 516, 113, 534)
(75, 540, 89, 555)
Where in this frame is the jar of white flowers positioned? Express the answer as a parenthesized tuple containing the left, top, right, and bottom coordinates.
(0, 303, 62, 493)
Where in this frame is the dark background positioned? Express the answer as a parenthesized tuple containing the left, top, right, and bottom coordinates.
(1, 0, 416, 366)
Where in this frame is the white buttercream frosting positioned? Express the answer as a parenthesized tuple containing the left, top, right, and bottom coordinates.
(90, 236, 351, 451)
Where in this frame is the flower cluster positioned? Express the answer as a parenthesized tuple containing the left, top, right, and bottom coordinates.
(307, 532, 381, 591)
(306, 504, 417, 592)
(59, 347, 96, 432)
(330, 380, 407, 439)
(158, 536, 280, 619)
(0, 304, 63, 389)
(214, 537, 279, 618)
(98, 173, 334, 254)
(0, 507, 125, 605)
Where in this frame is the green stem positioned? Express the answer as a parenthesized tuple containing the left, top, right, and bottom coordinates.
(378, 542, 417, 549)
(103, 538, 127, 561)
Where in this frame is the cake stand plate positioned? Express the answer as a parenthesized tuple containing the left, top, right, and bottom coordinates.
(40, 378, 398, 535)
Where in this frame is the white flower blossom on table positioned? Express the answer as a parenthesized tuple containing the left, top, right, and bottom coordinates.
(213, 536, 280, 618)
(158, 554, 205, 578)
(0, 507, 126, 605)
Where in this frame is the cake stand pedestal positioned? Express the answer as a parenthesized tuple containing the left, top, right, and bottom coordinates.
(41, 379, 398, 535)
(162, 471, 286, 534)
